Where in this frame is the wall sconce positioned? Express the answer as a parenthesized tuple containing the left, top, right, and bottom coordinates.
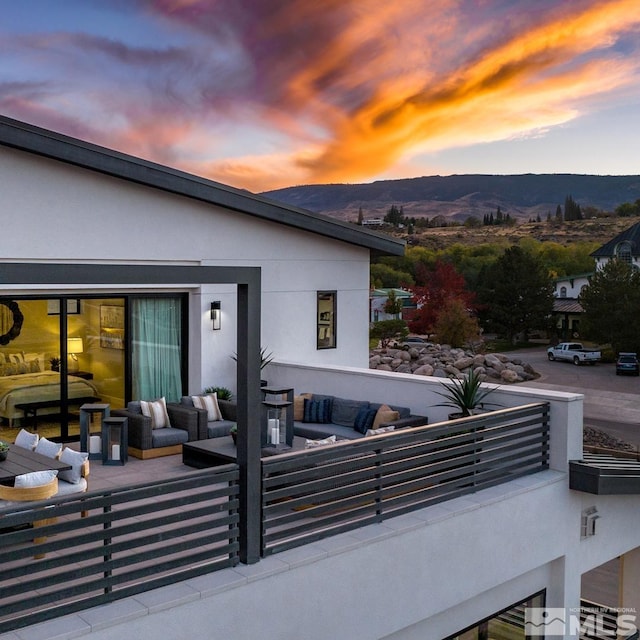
(67, 337, 84, 372)
(210, 301, 221, 330)
(581, 506, 600, 538)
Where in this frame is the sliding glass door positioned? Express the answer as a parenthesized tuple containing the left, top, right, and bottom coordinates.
(0, 293, 186, 441)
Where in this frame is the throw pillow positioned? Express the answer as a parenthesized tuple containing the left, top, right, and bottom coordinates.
(305, 435, 338, 448)
(353, 407, 378, 434)
(191, 393, 222, 421)
(35, 437, 63, 459)
(15, 428, 39, 450)
(372, 405, 400, 430)
(293, 393, 312, 421)
(58, 447, 89, 484)
(302, 398, 332, 424)
(140, 397, 171, 429)
(15, 469, 58, 488)
(365, 426, 396, 436)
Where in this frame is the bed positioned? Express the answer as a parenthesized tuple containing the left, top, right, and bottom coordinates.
(0, 370, 99, 427)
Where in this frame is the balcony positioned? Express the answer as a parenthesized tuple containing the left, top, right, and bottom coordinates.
(0, 363, 580, 635)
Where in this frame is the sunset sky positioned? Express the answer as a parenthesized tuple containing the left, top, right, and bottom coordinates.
(2, 0, 639, 192)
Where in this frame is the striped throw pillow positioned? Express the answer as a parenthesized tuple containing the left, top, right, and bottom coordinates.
(192, 393, 222, 421)
(140, 397, 171, 429)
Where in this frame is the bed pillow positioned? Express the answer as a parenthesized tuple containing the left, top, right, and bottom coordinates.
(7, 352, 25, 364)
(15, 428, 39, 450)
(35, 437, 63, 459)
(24, 352, 46, 372)
(58, 447, 89, 484)
(140, 397, 171, 429)
(15, 469, 58, 488)
(192, 393, 222, 421)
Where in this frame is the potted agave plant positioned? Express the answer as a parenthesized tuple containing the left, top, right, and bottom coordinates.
(434, 368, 500, 420)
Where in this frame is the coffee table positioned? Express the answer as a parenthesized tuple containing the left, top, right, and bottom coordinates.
(182, 436, 312, 468)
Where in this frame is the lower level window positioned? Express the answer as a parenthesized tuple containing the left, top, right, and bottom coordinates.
(445, 591, 545, 640)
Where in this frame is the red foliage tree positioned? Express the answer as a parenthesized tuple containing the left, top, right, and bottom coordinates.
(405, 261, 476, 335)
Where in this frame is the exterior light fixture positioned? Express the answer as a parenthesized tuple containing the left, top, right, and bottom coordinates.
(581, 506, 599, 537)
(211, 301, 221, 330)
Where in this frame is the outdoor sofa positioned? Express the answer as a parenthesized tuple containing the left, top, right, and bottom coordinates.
(184, 392, 428, 443)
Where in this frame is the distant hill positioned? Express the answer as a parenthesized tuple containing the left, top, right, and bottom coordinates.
(262, 174, 640, 223)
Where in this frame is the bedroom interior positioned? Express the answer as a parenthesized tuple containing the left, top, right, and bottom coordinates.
(0, 297, 126, 440)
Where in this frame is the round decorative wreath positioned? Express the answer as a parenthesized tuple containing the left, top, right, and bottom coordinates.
(0, 299, 24, 345)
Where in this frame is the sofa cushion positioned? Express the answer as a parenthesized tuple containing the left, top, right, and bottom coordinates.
(15, 469, 58, 488)
(372, 405, 401, 430)
(294, 393, 313, 421)
(353, 407, 378, 434)
(206, 419, 236, 439)
(370, 403, 410, 419)
(15, 428, 39, 450)
(35, 437, 62, 459)
(294, 421, 363, 440)
(140, 397, 171, 429)
(191, 393, 222, 421)
(303, 398, 332, 423)
(331, 397, 370, 427)
(151, 427, 189, 448)
(58, 447, 89, 484)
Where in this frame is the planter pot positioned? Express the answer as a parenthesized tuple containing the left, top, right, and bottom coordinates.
(0, 450, 8, 461)
(231, 431, 237, 445)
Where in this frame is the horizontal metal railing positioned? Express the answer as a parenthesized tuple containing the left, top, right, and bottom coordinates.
(261, 403, 549, 555)
(0, 464, 239, 634)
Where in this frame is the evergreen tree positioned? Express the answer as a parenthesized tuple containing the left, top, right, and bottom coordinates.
(580, 259, 640, 354)
(555, 204, 563, 222)
(357, 207, 363, 225)
(477, 246, 554, 343)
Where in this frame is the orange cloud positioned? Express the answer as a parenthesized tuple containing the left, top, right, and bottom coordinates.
(298, 0, 640, 184)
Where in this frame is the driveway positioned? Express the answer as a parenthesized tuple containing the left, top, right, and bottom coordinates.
(508, 346, 640, 448)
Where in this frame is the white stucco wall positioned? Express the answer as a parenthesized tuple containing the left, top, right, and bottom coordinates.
(0, 146, 375, 392)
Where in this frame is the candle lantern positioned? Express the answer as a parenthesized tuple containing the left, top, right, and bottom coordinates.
(79, 403, 110, 461)
(261, 386, 294, 448)
(101, 416, 128, 466)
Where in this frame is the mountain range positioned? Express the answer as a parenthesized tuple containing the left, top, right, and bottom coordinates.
(263, 174, 640, 223)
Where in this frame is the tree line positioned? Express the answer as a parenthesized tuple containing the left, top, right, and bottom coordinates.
(358, 196, 640, 229)
(371, 236, 640, 354)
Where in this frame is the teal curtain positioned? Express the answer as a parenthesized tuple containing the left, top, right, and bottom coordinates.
(131, 298, 182, 402)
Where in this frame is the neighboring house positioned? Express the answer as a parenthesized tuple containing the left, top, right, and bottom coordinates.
(3, 116, 640, 640)
(552, 273, 592, 341)
(369, 287, 415, 322)
(591, 220, 640, 271)
(551, 221, 640, 341)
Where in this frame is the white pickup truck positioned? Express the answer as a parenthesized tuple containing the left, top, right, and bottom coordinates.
(547, 342, 601, 366)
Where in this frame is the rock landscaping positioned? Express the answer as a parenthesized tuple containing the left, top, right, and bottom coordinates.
(369, 343, 540, 383)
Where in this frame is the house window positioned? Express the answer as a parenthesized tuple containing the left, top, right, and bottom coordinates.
(317, 291, 336, 349)
(560, 286, 567, 297)
(444, 591, 545, 639)
(616, 241, 633, 264)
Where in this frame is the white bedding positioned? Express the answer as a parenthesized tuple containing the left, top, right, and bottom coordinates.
(0, 371, 99, 423)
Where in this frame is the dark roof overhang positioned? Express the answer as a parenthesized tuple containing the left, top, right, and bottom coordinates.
(0, 115, 405, 258)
